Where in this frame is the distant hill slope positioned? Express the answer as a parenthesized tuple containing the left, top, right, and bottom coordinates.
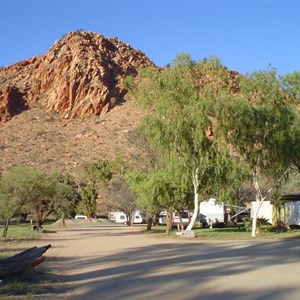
(0, 98, 148, 176)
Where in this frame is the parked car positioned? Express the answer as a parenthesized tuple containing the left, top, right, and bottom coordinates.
(158, 212, 167, 225)
(171, 210, 191, 229)
(74, 215, 88, 220)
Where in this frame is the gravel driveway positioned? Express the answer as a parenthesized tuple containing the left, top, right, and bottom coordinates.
(9, 221, 300, 300)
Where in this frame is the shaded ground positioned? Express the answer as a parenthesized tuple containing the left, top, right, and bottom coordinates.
(1, 222, 300, 299)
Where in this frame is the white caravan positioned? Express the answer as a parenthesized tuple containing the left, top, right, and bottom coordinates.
(108, 211, 143, 224)
(200, 198, 249, 228)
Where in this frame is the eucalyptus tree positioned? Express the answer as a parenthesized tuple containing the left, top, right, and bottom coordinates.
(129, 54, 243, 231)
(217, 68, 300, 236)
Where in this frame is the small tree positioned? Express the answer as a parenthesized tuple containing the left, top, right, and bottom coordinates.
(0, 165, 41, 237)
(106, 177, 137, 226)
(54, 173, 81, 226)
(77, 184, 97, 216)
(76, 159, 113, 216)
(126, 168, 189, 233)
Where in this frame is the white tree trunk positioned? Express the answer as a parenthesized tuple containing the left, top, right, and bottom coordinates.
(251, 202, 258, 237)
(252, 168, 261, 237)
(186, 169, 199, 231)
(251, 198, 265, 237)
(251, 168, 288, 237)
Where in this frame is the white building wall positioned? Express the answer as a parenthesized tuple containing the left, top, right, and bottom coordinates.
(251, 200, 273, 223)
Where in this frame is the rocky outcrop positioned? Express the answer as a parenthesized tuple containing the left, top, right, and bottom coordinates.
(0, 30, 155, 122)
(0, 85, 28, 122)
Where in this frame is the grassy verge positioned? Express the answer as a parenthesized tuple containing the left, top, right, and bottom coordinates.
(0, 269, 69, 298)
(0, 222, 67, 298)
(146, 225, 300, 240)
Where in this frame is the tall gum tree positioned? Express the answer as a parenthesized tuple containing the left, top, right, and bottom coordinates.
(129, 54, 244, 231)
(217, 68, 300, 236)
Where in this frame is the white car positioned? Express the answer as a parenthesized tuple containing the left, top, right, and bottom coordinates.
(158, 212, 167, 225)
(171, 210, 191, 228)
(75, 215, 88, 220)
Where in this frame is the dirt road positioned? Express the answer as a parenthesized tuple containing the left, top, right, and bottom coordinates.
(5, 222, 300, 299)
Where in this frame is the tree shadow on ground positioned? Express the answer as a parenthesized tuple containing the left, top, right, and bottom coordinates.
(48, 230, 300, 299)
(3, 225, 300, 299)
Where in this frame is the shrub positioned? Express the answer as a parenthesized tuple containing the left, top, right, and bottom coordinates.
(243, 217, 272, 232)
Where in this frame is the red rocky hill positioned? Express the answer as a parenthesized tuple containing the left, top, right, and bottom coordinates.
(0, 31, 156, 175)
(0, 30, 155, 122)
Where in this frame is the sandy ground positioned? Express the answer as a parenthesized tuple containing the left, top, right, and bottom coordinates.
(2, 221, 300, 300)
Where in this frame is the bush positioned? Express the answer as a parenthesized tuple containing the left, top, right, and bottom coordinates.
(243, 217, 272, 232)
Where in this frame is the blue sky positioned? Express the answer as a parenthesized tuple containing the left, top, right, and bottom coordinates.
(1, 0, 299, 75)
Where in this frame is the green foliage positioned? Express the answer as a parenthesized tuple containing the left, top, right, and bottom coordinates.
(125, 171, 157, 216)
(0, 165, 46, 236)
(199, 55, 222, 66)
(243, 217, 272, 232)
(217, 68, 300, 236)
(53, 173, 81, 219)
(129, 54, 243, 202)
(83, 159, 113, 186)
(126, 167, 190, 214)
(124, 76, 134, 91)
(281, 71, 300, 102)
(127, 55, 247, 231)
(0, 165, 81, 235)
(217, 69, 300, 180)
(109, 96, 117, 106)
(280, 171, 300, 194)
(77, 184, 97, 216)
(171, 53, 195, 67)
